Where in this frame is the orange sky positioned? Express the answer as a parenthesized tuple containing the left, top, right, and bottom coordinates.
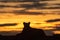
(0, 1, 60, 35)
(0, 13, 60, 34)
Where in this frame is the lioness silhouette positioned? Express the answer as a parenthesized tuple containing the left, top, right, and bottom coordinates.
(16, 22, 46, 40)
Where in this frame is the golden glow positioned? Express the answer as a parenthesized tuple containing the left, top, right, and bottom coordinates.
(0, 2, 60, 34)
(0, 13, 60, 34)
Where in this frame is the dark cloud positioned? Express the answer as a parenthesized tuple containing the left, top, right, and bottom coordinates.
(0, 0, 39, 2)
(46, 19, 60, 23)
(12, 3, 47, 15)
(0, 5, 5, 8)
(0, 23, 17, 26)
(0, 0, 53, 2)
(0, 5, 19, 8)
(53, 3, 60, 6)
(40, 7, 60, 9)
(0, 3, 47, 8)
(40, 0, 53, 1)
(39, 3, 60, 9)
(19, 3, 47, 9)
(42, 4, 60, 9)
(13, 10, 44, 15)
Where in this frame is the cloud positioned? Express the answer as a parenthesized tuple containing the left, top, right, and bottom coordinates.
(13, 10, 44, 15)
(0, 23, 17, 27)
(0, 0, 57, 2)
(41, 7, 60, 9)
(0, 0, 40, 2)
(19, 3, 47, 9)
(0, 5, 19, 8)
(40, 0, 53, 1)
(46, 19, 60, 23)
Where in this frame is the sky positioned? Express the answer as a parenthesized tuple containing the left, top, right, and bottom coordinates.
(0, 0, 60, 36)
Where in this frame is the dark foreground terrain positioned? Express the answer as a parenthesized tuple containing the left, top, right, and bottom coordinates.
(0, 22, 60, 40)
(0, 34, 60, 40)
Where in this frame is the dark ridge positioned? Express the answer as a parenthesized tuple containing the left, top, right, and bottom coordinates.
(46, 19, 60, 22)
(0, 23, 17, 26)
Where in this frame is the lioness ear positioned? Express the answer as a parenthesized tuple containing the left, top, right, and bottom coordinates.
(23, 22, 25, 24)
(23, 22, 30, 24)
(28, 22, 30, 24)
